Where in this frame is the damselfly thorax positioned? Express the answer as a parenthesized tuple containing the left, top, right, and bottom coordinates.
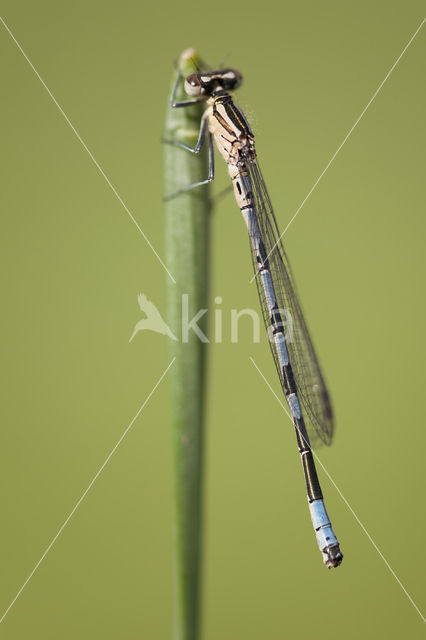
(206, 92, 256, 210)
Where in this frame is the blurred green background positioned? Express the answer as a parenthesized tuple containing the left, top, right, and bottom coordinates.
(1, 1, 425, 638)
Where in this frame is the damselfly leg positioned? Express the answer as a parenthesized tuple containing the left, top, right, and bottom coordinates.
(163, 97, 215, 200)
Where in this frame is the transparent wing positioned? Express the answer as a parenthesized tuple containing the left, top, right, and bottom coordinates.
(247, 158, 334, 447)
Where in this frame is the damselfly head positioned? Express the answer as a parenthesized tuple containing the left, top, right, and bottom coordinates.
(184, 68, 243, 98)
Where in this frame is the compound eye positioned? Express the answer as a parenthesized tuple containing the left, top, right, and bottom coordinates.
(184, 73, 203, 97)
(232, 70, 243, 89)
(221, 69, 243, 90)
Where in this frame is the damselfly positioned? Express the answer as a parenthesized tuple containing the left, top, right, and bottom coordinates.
(165, 61, 343, 568)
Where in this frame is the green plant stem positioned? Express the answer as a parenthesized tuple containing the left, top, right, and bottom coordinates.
(164, 48, 211, 640)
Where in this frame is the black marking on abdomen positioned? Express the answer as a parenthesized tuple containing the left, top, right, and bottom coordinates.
(270, 307, 284, 333)
(295, 419, 323, 501)
(257, 240, 269, 270)
(282, 364, 297, 395)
